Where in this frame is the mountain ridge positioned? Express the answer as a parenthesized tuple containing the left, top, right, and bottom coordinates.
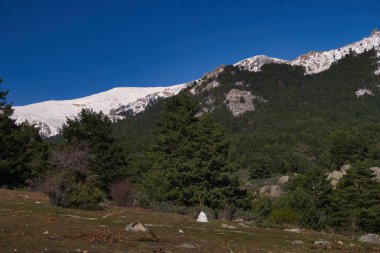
(13, 30, 380, 136)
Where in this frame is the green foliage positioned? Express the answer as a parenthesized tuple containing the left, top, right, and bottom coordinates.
(112, 50, 380, 182)
(89, 140, 131, 190)
(61, 108, 113, 145)
(328, 129, 368, 168)
(107, 50, 380, 231)
(200, 50, 380, 178)
(330, 162, 380, 233)
(61, 108, 130, 191)
(141, 92, 249, 211)
(288, 166, 333, 210)
(269, 209, 301, 225)
(0, 80, 50, 187)
(66, 183, 104, 209)
(252, 196, 273, 221)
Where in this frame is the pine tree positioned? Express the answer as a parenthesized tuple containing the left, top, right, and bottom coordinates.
(143, 92, 248, 211)
(61, 108, 129, 190)
(61, 108, 113, 145)
(0, 80, 49, 187)
(330, 162, 380, 233)
(285, 166, 333, 229)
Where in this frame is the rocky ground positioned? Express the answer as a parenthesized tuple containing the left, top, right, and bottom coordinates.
(0, 189, 379, 253)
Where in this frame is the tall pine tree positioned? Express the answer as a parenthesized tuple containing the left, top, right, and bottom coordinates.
(142, 92, 248, 211)
(330, 162, 380, 233)
(0, 79, 49, 187)
(61, 108, 129, 190)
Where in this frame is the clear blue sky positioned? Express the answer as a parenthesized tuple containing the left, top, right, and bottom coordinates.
(1, 0, 379, 105)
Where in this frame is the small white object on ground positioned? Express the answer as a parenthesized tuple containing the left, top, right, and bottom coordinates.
(125, 222, 148, 232)
(314, 240, 330, 245)
(359, 233, 380, 244)
(177, 243, 199, 248)
(221, 223, 237, 229)
(291, 240, 304, 245)
(197, 211, 208, 223)
(284, 228, 301, 234)
(238, 222, 249, 228)
(43, 231, 49, 235)
(179, 229, 184, 233)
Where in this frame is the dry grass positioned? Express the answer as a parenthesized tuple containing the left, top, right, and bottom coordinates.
(0, 189, 379, 253)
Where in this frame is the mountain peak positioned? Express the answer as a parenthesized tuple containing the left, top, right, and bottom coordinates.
(371, 27, 379, 36)
(234, 55, 289, 72)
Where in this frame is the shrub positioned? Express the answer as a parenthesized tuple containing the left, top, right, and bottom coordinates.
(44, 170, 76, 206)
(66, 184, 104, 208)
(252, 196, 273, 221)
(269, 209, 301, 225)
(110, 179, 136, 207)
(233, 209, 260, 221)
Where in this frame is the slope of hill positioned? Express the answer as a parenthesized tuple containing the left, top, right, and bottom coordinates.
(1, 189, 377, 253)
(114, 48, 380, 180)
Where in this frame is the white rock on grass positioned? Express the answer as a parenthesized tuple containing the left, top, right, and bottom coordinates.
(221, 223, 237, 229)
(197, 211, 208, 223)
(177, 243, 199, 249)
(314, 240, 330, 245)
(359, 233, 380, 244)
(125, 222, 148, 232)
(284, 228, 301, 234)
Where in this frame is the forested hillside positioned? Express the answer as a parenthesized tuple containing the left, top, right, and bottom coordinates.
(114, 49, 380, 178)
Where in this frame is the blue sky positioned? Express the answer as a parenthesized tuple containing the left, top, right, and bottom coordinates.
(1, 0, 379, 105)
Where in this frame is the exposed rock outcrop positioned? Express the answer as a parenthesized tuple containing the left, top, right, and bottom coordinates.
(190, 65, 224, 94)
(370, 167, 380, 181)
(224, 89, 255, 116)
(327, 165, 380, 187)
(278, 176, 290, 185)
(327, 164, 350, 187)
(259, 185, 282, 198)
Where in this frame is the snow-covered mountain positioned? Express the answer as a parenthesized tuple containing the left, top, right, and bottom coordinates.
(13, 84, 186, 136)
(235, 30, 380, 74)
(234, 55, 289, 72)
(13, 30, 380, 137)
